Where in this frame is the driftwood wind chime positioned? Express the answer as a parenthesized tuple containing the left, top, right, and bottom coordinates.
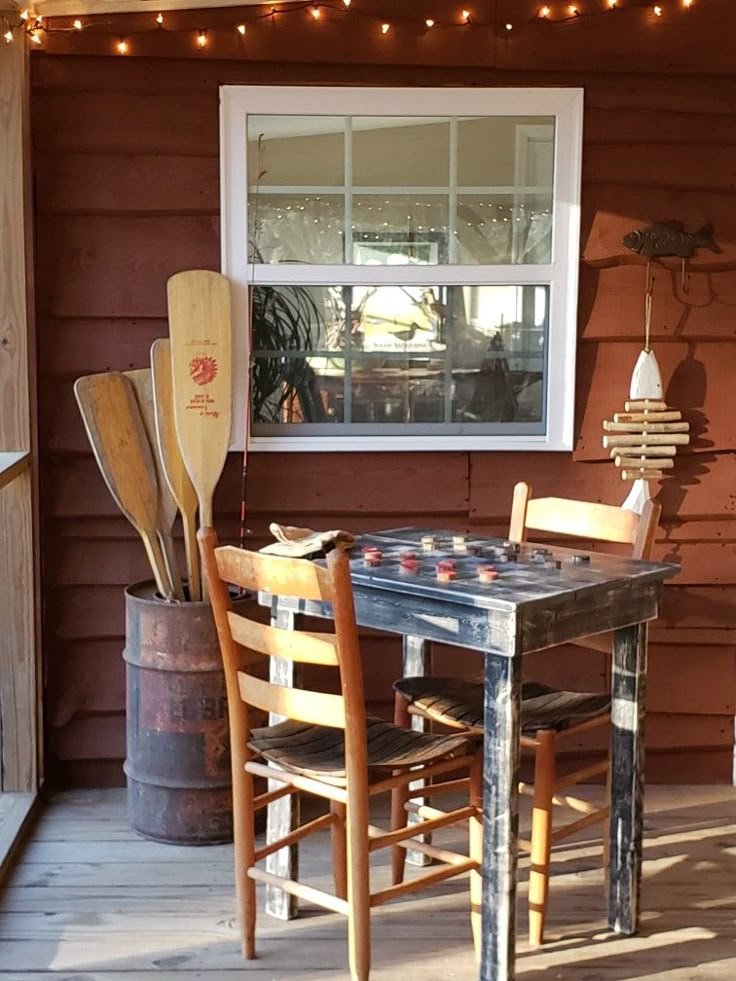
(601, 221, 718, 512)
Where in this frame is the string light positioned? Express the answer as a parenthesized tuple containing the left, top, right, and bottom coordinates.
(4, 1, 707, 50)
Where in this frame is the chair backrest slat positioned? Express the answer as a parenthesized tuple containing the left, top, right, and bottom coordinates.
(526, 496, 638, 546)
(215, 545, 332, 601)
(509, 481, 661, 560)
(238, 672, 346, 729)
(228, 612, 340, 666)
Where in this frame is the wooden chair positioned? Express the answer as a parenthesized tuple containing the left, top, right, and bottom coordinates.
(199, 529, 484, 981)
(391, 481, 661, 946)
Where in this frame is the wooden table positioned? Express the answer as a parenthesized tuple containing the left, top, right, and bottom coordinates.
(263, 527, 676, 981)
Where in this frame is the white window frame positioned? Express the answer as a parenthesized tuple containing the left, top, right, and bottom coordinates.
(220, 85, 583, 452)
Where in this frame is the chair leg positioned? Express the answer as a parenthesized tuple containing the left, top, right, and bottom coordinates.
(390, 692, 411, 885)
(603, 741, 612, 882)
(235, 768, 257, 959)
(346, 789, 371, 981)
(529, 729, 556, 947)
(468, 749, 484, 964)
(331, 800, 348, 900)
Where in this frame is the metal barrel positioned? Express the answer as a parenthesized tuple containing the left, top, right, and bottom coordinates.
(123, 580, 254, 845)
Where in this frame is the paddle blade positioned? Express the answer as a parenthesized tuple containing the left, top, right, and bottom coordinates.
(151, 338, 201, 601)
(74, 371, 170, 598)
(167, 270, 233, 528)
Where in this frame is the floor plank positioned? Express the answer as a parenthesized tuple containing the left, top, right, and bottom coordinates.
(0, 787, 734, 979)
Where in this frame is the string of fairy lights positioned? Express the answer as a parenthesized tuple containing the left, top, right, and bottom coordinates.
(1, 0, 702, 53)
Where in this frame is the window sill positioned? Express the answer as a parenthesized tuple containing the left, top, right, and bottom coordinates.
(240, 435, 572, 453)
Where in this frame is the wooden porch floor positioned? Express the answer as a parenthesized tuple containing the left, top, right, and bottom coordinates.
(0, 786, 734, 979)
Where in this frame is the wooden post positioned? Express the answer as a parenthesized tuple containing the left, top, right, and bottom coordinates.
(608, 621, 647, 936)
(480, 649, 522, 981)
(402, 634, 433, 867)
(0, 26, 41, 797)
(264, 601, 302, 920)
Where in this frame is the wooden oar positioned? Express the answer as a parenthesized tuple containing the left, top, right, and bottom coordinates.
(151, 338, 202, 602)
(167, 270, 233, 597)
(74, 372, 172, 599)
(125, 368, 184, 602)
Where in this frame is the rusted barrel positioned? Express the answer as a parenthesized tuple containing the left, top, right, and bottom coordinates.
(123, 581, 253, 845)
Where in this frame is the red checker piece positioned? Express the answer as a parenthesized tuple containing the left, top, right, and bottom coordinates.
(436, 558, 457, 582)
(478, 565, 499, 583)
(363, 549, 383, 567)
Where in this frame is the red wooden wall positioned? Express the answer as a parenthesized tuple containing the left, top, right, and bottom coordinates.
(33, 0, 736, 786)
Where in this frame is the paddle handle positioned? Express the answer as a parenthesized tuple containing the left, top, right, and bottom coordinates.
(182, 509, 202, 602)
(141, 530, 175, 601)
(159, 530, 185, 602)
(198, 494, 214, 602)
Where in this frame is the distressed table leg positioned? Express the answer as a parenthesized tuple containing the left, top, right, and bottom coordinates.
(265, 602, 302, 920)
(481, 652, 522, 981)
(402, 634, 433, 867)
(608, 621, 647, 936)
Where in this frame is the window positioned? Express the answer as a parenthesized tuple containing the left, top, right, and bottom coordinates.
(221, 86, 583, 451)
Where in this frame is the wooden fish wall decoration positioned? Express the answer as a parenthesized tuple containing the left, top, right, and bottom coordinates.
(622, 221, 721, 260)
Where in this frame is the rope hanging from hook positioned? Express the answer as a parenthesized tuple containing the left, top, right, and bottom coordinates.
(644, 261, 653, 353)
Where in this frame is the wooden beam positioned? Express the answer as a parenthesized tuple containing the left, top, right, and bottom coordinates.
(0, 34, 40, 795)
(35, 0, 300, 16)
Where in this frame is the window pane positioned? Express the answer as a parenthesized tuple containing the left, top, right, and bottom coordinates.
(351, 358, 445, 424)
(456, 116, 555, 187)
(247, 115, 345, 186)
(352, 118, 450, 187)
(250, 284, 547, 433)
(456, 194, 552, 264)
(352, 197, 448, 265)
(251, 194, 344, 264)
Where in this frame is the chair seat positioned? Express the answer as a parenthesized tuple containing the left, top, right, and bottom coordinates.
(393, 677, 611, 735)
(248, 715, 476, 782)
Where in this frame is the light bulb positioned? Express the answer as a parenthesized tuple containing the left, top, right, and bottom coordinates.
(381, 22, 390, 34)
(30, 29, 42, 43)
(653, 4, 662, 14)
(505, 22, 513, 30)
(539, 5, 551, 17)
(568, 5, 578, 15)
(73, 18, 82, 30)
(116, 38, 128, 54)
(462, 9, 471, 23)
(311, 4, 321, 19)
(156, 13, 164, 25)
(197, 29, 207, 47)
(20, 9, 30, 20)
(343, 0, 351, 6)
(425, 18, 435, 27)
(237, 24, 246, 35)
(608, 0, 617, 7)
(683, 0, 693, 7)
(4, 28, 13, 42)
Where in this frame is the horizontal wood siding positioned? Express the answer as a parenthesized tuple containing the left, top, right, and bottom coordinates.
(32, 6, 736, 786)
